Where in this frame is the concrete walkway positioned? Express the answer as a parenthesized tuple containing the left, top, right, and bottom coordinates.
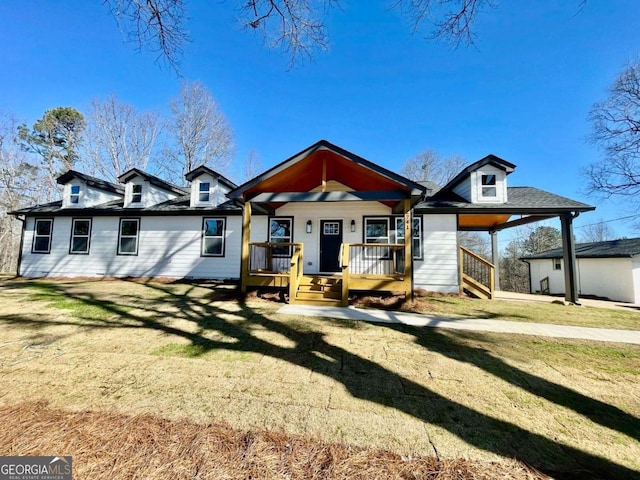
(276, 305, 640, 345)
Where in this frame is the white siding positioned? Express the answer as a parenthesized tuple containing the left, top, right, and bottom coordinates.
(274, 201, 392, 274)
(528, 258, 565, 294)
(189, 174, 229, 207)
(414, 214, 459, 293)
(124, 178, 180, 208)
(470, 165, 507, 204)
(528, 257, 639, 303)
(632, 257, 640, 304)
(19, 215, 242, 280)
(61, 181, 122, 208)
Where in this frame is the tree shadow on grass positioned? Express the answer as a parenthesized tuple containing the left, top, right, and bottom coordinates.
(1, 279, 638, 479)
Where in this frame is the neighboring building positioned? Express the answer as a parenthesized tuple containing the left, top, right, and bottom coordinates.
(522, 238, 640, 304)
(11, 140, 594, 305)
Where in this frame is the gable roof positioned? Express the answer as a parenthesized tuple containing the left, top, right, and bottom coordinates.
(57, 170, 124, 195)
(438, 154, 516, 193)
(184, 165, 238, 190)
(522, 237, 640, 260)
(117, 168, 188, 196)
(228, 139, 426, 200)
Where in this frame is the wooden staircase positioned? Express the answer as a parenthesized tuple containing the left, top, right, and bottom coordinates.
(293, 275, 344, 306)
(459, 246, 495, 300)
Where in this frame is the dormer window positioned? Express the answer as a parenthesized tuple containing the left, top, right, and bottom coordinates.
(481, 174, 497, 197)
(199, 182, 211, 202)
(70, 185, 80, 204)
(132, 184, 142, 203)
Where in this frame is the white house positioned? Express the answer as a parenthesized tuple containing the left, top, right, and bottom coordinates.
(523, 238, 640, 304)
(11, 140, 594, 305)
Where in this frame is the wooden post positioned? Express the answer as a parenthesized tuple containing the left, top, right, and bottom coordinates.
(240, 201, 251, 294)
(490, 230, 500, 291)
(403, 199, 413, 301)
(459, 247, 464, 295)
(341, 243, 350, 307)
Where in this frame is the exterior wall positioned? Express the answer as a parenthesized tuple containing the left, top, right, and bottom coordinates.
(19, 215, 241, 280)
(414, 214, 459, 293)
(528, 258, 565, 294)
(274, 201, 392, 274)
(470, 165, 507, 203)
(632, 257, 640, 304)
(528, 257, 638, 303)
(123, 178, 179, 208)
(189, 174, 230, 207)
(61, 181, 122, 208)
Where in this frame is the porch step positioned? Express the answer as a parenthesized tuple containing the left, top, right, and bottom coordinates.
(294, 275, 344, 306)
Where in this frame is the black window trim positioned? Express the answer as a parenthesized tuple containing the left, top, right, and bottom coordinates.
(362, 215, 424, 261)
(69, 218, 92, 255)
(31, 218, 54, 254)
(117, 217, 141, 256)
(394, 215, 424, 261)
(268, 216, 294, 258)
(201, 217, 226, 257)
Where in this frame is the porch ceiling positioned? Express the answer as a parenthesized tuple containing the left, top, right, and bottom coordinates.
(243, 149, 413, 208)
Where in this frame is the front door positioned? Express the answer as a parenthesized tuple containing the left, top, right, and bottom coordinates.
(320, 220, 342, 272)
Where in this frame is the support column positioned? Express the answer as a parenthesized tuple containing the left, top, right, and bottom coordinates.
(560, 212, 579, 304)
(490, 230, 500, 291)
(403, 199, 413, 301)
(240, 201, 251, 294)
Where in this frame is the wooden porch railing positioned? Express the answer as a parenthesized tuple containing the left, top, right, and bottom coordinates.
(459, 246, 495, 299)
(288, 244, 304, 304)
(540, 276, 550, 294)
(248, 242, 300, 273)
(343, 243, 407, 275)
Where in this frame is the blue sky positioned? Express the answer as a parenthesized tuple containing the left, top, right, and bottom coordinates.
(1, 0, 639, 241)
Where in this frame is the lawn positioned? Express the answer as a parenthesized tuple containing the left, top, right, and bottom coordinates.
(0, 279, 638, 479)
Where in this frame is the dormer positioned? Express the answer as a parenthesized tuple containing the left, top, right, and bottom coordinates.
(185, 166, 237, 208)
(118, 169, 187, 208)
(57, 171, 124, 208)
(445, 154, 515, 204)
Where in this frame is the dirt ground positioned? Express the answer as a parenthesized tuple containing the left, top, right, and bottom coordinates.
(0, 279, 638, 479)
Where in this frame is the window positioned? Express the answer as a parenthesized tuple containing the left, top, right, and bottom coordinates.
(395, 217, 423, 260)
(553, 258, 562, 270)
(199, 182, 210, 202)
(269, 218, 292, 256)
(32, 219, 53, 254)
(118, 218, 140, 255)
(132, 184, 142, 203)
(70, 185, 80, 204)
(323, 222, 340, 235)
(481, 174, 497, 197)
(364, 217, 390, 258)
(202, 218, 225, 256)
(70, 219, 91, 254)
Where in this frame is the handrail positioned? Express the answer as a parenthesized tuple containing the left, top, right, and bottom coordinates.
(288, 244, 303, 304)
(340, 243, 350, 306)
(460, 246, 495, 299)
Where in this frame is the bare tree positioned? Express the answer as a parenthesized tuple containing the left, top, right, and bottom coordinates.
(0, 113, 39, 273)
(102, 0, 501, 69)
(401, 149, 466, 186)
(586, 60, 640, 201)
(580, 219, 615, 243)
(242, 149, 263, 182)
(83, 95, 163, 182)
(166, 81, 235, 177)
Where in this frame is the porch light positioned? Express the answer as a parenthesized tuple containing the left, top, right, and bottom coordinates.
(306, 220, 312, 234)
(350, 219, 356, 232)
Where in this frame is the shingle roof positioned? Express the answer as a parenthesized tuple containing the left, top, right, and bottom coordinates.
(117, 168, 188, 196)
(184, 165, 238, 190)
(522, 237, 640, 259)
(57, 170, 124, 194)
(415, 186, 594, 214)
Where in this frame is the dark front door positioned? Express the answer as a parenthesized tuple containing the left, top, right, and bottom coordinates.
(320, 220, 342, 272)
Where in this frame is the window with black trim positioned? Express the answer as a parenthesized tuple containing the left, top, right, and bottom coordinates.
(202, 218, 225, 256)
(32, 219, 53, 254)
(118, 218, 140, 255)
(199, 182, 210, 202)
(481, 174, 497, 197)
(364, 217, 390, 258)
(553, 258, 562, 271)
(269, 217, 292, 256)
(70, 185, 80, 204)
(132, 184, 142, 203)
(395, 217, 423, 260)
(70, 219, 92, 254)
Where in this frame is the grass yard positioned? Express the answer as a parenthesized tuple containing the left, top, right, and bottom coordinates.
(0, 279, 638, 479)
